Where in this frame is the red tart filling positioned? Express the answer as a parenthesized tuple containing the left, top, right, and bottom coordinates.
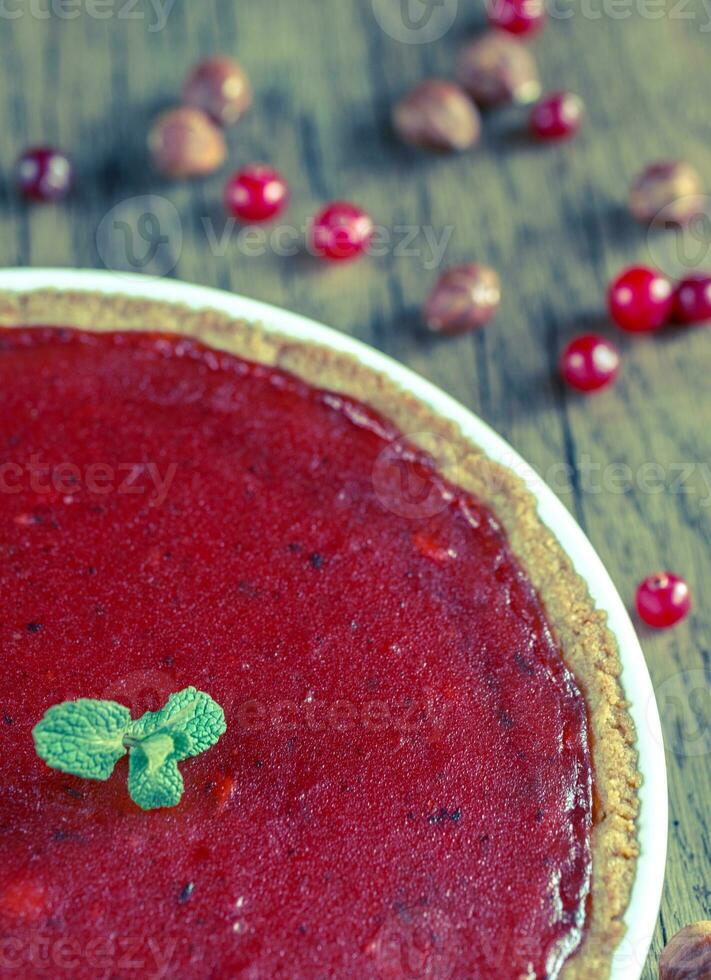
(0, 328, 592, 978)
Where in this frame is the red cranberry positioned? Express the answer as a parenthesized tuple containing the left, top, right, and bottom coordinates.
(530, 92, 584, 141)
(487, 0, 546, 35)
(15, 147, 72, 202)
(636, 572, 691, 629)
(673, 273, 711, 325)
(560, 334, 620, 392)
(608, 266, 674, 333)
(310, 202, 374, 262)
(224, 164, 290, 223)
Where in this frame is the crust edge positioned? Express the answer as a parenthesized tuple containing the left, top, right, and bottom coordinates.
(0, 287, 641, 979)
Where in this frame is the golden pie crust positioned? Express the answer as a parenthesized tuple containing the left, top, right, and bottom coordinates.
(0, 288, 641, 979)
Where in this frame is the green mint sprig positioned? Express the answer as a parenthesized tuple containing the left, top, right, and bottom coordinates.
(32, 687, 226, 811)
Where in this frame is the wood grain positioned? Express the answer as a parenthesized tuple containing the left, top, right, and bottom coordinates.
(0, 1, 709, 975)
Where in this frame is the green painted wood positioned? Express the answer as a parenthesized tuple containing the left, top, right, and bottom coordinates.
(0, 2, 709, 975)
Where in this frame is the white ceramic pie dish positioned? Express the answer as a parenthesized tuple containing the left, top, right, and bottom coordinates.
(0, 267, 667, 979)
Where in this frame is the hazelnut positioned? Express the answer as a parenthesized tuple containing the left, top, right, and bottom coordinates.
(393, 79, 481, 152)
(629, 161, 704, 226)
(659, 921, 711, 979)
(149, 107, 227, 179)
(456, 32, 541, 108)
(182, 56, 252, 127)
(424, 264, 501, 335)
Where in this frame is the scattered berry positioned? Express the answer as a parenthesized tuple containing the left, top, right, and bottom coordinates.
(393, 79, 481, 153)
(636, 572, 690, 629)
(530, 92, 584, 141)
(487, 0, 546, 36)
(149, 107, 226, 179)
(182, 56, 252, 127)
(560, 334, 620, 392)
(224, 164, 290, 223)
(607, 266, 674, 333)
(310, 202, 374, 262)
(629, 161, 704, 226)
(15, 147, 72, 203)
(457, 32, 541, 108)
(673, 273, 711, 325)
(424, 264, 501, 335)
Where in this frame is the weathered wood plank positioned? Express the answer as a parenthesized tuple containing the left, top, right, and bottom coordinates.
(0, 2, 708, 975)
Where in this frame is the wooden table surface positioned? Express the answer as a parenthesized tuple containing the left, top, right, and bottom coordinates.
(0, 1, 709, 976)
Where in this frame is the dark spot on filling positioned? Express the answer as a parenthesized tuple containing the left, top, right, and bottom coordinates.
(178, 882, 194, 904)
(514, 651, 535, 675)
(3, 714, 12, 726)
(310, 553, 324, 570)
(163, 655, 175, 667)
(427, 806, 463, 825)
(26, 622, 43, 633)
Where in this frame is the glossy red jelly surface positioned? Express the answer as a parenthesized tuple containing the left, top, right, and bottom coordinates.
(0, 328, 592, 978)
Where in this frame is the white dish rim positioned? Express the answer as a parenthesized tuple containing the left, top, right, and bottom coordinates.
(0, 267, 667, 978)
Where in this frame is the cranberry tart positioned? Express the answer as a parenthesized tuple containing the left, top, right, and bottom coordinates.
(0, 291, 640, 979)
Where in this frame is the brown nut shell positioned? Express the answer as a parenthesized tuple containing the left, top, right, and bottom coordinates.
(424, 264, 501, 335)
(149, 107, 227, 179)
(457, 32, 541, 108)
(629, 161, 704, 225)
(183, 56, 252, 127)
(659, 921, 711, 980)
(393, 79, 481, 152)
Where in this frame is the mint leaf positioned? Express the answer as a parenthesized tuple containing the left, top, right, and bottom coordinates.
(129, 687, 226, 760)
(32, 699, 131, 780)
(127, 734, 184, 811)
(32, 687, 227, 811)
